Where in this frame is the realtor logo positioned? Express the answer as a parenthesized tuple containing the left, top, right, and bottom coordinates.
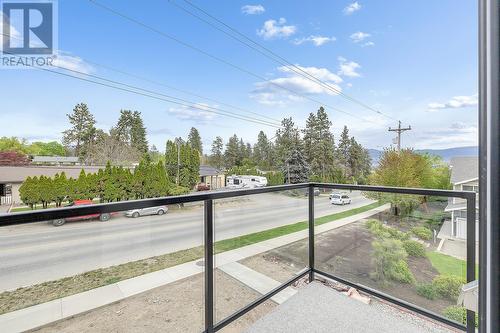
(1, 0, 57, 68)
(2, 1, 54, 54)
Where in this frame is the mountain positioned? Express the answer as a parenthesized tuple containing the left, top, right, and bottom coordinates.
(368, 146, 478, 166)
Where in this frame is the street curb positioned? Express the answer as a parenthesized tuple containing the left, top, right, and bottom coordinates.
(0, 203, 389, 333)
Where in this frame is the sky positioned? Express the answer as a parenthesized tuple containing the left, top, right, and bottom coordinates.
(0, 0, 479, 153)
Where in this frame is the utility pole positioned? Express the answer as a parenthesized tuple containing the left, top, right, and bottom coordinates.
(388, 121, 411, 151)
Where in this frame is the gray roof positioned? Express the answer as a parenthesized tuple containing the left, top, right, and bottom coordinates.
(32, 156, 79, 163)
(199, 165, 222, 177)
(450, 156, 478, 184)
(0, 166, 109, 183)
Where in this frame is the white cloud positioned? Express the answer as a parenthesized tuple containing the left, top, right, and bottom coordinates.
(343, 2, 362, 15)
(350, 31, 370, 43)
(257, 18, 297, 39)
(52, 52, 94, 74)
(362, 41, 375, 47)
(415, 124, 478, 148)
(167, 103, 217, 123)
(293, 35, 336, 46)
(251, 65, 343, 106)
(427, 94, 478, 111)
(241, 4, 265, 15)
(337, 57, 361, 78)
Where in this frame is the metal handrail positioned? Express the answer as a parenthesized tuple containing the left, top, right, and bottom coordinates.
(0, 183, 477, 333)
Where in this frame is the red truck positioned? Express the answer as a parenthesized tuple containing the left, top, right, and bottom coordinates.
(52, 200, 115, 227)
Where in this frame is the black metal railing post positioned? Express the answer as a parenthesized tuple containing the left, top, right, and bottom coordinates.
(466, 194, 477, 333)
(308, 185, 315, 282)
(204, 199, 214, 333)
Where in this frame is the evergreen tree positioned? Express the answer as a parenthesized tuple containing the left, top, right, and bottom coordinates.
(165, 139, 200, 189)
(253, 131, 272, 169)
(224, 134, 241, 168)
(131, 111, 148, 153)
(337, 125, 351, 178)
(282, 149, 310, 184)
(275, 117, 301, 166)
(62, 103, 96, 159)
(210, 136, 224, 169)
(112, 110, 148, 153)
(187, 127, 203, 156)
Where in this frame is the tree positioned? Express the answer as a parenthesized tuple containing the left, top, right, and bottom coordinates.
(337, 125, 351, 178)
(224, 134, 241, 168)
(28, 141, 66, 156)
(210, 136, 224, 169)
(348, 137, 372, 184)
(303, 107, 336, 181)
(253, 131, 272, 169)
(165, 139, 200, 189)
(62, 103, 96, 159)
(274, 117, 301, 166)
(0, 151, 30, 165)
(187, 127, 203, 156)
(85, 130, 141, 166)
(0, 137, 29, 153)
(370, 148, 435, 215)
(282, 149, 310, 184)
(112, 110, 148, 154)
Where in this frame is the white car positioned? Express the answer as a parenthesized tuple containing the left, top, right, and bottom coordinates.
(125, 206, 168, 218)
(330, 193, 351, 205)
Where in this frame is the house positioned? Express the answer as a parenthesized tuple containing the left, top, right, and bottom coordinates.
(0, 165, 108, 205)
(444, 156, 479, 239)
(199, 165, 225, 190)
(31, 156, 80, 165)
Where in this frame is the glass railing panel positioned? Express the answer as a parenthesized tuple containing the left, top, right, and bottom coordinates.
(0, 199, 205, 332)
(212, 188, 308, 325)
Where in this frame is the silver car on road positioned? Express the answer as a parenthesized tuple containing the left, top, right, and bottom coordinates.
(125, 206, 168, 218)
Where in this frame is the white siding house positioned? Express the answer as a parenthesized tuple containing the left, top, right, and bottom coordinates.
(444, 157, 479, 240)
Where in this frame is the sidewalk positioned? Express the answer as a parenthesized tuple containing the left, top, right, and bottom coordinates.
(0, 203, 389, 333)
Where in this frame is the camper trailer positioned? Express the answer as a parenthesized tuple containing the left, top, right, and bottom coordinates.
(226, 175, 268, 189)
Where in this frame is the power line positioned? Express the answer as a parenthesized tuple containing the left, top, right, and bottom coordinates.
(0, 32, 282, 125)
(2, 51, 284, 129)
(174, 0, 397, 121)
(88, 0, 371, 123)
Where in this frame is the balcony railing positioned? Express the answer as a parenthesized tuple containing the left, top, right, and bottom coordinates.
(0, 183, 477, 333)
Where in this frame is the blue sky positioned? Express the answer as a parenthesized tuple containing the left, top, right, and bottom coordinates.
(0, 0, 478, 152)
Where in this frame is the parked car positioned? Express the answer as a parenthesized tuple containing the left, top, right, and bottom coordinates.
(125, 206, 168, 218)
(52, 200, 115, 226)
(196, 183, 211, 191)
(330, 193, 352, 205)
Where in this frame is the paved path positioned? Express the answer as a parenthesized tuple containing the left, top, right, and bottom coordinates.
(0, 191, 372, 291)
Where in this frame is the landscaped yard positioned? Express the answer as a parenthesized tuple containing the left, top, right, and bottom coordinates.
(0, 201, 380, 315)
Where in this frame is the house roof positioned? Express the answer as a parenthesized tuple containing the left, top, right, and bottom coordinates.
(0, 165, 108, 183)
(32, 156, 79, 163)
(450, 156, 478, 184)
(445, 201, 479, 212)
(199, 165, 223, 177)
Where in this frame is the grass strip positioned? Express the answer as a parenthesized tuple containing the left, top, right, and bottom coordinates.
(427, 251, 478, 279)
(0, 201, 381, 314)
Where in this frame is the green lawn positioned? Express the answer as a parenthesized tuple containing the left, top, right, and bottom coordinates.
(427, 251, 478, 279)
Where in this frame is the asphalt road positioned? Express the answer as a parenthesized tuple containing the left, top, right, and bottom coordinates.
(0, 191, 373, 291)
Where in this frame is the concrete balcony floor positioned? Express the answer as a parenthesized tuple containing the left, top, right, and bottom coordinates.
(244, 282, 457, 333)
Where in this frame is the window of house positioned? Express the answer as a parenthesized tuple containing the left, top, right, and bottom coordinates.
(462, 185, 479, 192)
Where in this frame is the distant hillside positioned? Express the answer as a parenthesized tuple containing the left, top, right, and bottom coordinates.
(368, 146, 478, 166)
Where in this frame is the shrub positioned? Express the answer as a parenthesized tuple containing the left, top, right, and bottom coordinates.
(403, 240, 426, 257)
(371, 238, 414, 284)
(416, 283, 437, 300)
(443, 306, 478, 327)
(365, 219, 409, 241)
(433, 275, 465, 300)
(389, 259, 415, 284)
(411, 226, 432, 240)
